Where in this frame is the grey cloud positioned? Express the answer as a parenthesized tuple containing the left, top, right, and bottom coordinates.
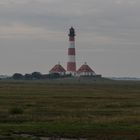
(0, 0, 140, 76)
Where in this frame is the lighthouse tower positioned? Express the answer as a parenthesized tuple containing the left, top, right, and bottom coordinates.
(67, 27, 76, 75)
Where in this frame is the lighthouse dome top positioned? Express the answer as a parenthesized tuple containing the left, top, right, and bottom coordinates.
(70, 26, 74, 30)
(69, 27, 75, 37)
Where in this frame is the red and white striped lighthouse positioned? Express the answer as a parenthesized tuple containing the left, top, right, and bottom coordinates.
(67, 27, 76, 74)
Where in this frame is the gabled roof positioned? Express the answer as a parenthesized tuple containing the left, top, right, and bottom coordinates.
(77, 62, 95, 73)
(49, 64, 66, 73)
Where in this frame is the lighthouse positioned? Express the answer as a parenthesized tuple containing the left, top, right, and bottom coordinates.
(67, 27, 76, 75)
(49, 27, 101, 78)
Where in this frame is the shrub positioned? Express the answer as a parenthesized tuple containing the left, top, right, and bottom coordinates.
(12, 73, 24, 80)
(9, 107, 24, 115)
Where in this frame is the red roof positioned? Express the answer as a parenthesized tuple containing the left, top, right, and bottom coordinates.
(77, 63, 95, 73)
(49, 64, 66, 73)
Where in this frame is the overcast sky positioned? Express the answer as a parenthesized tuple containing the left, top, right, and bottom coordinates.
(0, 0, 140, 77)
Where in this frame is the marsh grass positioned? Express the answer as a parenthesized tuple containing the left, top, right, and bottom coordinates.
(0, 80, 140, 139)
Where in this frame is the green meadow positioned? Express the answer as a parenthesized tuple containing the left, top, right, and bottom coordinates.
(0, 79, 140, 139)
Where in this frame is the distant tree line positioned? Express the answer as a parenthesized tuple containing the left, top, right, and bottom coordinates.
(12, 72, 72, 80)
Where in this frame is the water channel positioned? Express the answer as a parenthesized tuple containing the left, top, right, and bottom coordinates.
(14, 133, 87, 140)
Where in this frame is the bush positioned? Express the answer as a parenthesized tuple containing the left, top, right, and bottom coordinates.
(9, 107, 24, 115)
(12, 73, 24, 80)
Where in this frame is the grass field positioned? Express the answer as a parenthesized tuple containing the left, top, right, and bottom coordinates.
(0, 79, 140, 139)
